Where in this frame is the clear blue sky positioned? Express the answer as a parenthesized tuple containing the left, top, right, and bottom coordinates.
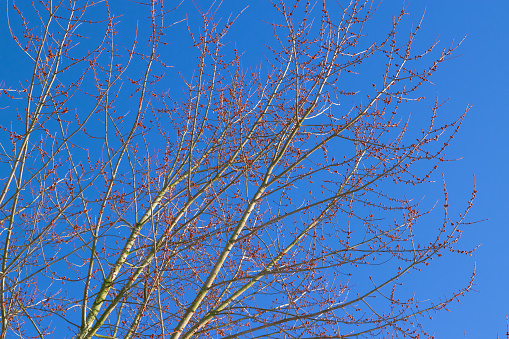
(393, 1, 509, 337)
(0, 0, 507, 337)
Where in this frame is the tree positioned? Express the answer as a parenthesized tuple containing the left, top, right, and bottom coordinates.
(0, 0, 477, 338)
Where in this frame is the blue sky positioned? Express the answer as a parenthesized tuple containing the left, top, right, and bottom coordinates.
(400, 1, 509, 337)
(0, 0, 507, 337)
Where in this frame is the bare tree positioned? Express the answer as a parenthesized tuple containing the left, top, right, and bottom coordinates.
(0, 0, 477, 338)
